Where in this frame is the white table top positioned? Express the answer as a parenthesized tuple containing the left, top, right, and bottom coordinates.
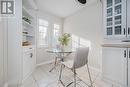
(46, 48, 73, 53)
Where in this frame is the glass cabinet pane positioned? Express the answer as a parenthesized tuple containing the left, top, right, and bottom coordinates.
(115, 0, 121, 4)
(107, 18, 113, 26)
(107, 27, 113, 35)
(115, 15, 121, 25)
(115, 26, 121, 35)
(107, 0, 112, 7)
(107, 8, 113, 17)
(115, 5, 121, 15)
(105, 0, 124, 37)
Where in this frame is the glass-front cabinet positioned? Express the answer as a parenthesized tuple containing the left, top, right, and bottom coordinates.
(104, 0, 127, 39)
(127, 0, 130, 38)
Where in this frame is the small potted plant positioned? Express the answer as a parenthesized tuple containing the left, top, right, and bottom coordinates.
(58, 33, 71, 50)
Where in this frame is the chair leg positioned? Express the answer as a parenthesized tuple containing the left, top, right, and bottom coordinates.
(54, 57, 58, 65)
(73, 69, 76, 87)
(59, 64, 63, 81)
(59, 64, 65, 86)
(49, 57, 57, 72)
(66, 69, 77, 87)
(86, 63, 93, 87)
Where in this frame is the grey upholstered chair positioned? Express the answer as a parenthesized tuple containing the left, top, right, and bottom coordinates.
(59, 47, 93, 87)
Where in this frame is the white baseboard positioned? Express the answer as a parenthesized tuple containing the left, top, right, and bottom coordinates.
(36, 60, 55, 67)
(101, 76, 122, 87)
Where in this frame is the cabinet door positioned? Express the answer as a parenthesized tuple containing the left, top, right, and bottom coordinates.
(128, 49, 130, 87)
(127, 0, 130, 37)
(0, 19, 4, 87)
(104, 0, 113, 38)
(102, 47, 127, 86)
(104, 0, 127, 39)
(30, 50, 35, 72)
(23, 50, 34, 79)
(113, 0, 126, 38)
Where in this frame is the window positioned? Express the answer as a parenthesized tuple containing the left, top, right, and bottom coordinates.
(38, 19, 62, 47)
(38, 19, 49, 47)
(53, 24, 60, 47)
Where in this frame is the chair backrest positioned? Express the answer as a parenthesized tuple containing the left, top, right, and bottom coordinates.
(73, 47, 89, 69)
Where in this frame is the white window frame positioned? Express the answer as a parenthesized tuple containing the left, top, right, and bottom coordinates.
(38, 19, 49, 47)
(52, 24, 61, 47)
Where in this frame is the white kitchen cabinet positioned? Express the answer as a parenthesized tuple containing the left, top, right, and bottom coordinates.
(23, 46, 35, 81)
(22, 0, 37, 83)
(127, 0, 130, 37)
(7, 0, 37, 85)
(128, 48, 130, 87)
(102, 47, 128, 87)
(0, 18, 4, 87)
(103, 0, 128, 39)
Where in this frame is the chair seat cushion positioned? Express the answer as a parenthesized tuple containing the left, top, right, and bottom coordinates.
(61, 60, 73, 69)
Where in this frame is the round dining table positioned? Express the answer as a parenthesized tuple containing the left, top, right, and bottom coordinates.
(46, 48, 73, 72)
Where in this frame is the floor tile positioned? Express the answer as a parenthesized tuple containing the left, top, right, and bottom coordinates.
(20, 63, 111, 87)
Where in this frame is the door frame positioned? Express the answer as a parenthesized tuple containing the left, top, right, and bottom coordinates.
(0, 17, 8, 87)
(0, 17, 4, 87)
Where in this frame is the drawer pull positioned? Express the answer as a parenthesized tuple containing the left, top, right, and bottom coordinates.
(124, 50, 126, 58)
(128, 27, 130, 35)
(30, 53, 33, 58)
(129, 50, 130, 59)
(124, 28, 126, 35)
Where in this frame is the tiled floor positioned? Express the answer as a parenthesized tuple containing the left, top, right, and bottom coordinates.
(18, 63, 112, 87)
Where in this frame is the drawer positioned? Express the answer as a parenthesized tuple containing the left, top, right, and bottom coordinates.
(23, 45, 35, 52)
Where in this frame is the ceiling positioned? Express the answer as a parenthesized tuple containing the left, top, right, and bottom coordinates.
(35, 0, 97, 18)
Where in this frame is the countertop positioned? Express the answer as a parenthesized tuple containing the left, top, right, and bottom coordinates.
(102, 42, 130, 48)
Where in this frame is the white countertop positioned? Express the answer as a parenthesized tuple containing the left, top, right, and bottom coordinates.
(102, 42, 130, 48)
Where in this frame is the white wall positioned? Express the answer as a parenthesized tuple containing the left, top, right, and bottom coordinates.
(36, 10, 63, 65)
(0, 16, 4, 87)
(8, 0, 22, 85)
(0, 16, 8, 87)
(64, 1, 103, 70)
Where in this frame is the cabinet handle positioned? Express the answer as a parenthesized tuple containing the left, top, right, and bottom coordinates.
(129, 50, 130, 59)
(30, 53, 33, 58)
(124, 28, 126, 35)
(29, 48, 32, 49)
(128, 27, 130, 35)
(124, 50, 127, 58)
